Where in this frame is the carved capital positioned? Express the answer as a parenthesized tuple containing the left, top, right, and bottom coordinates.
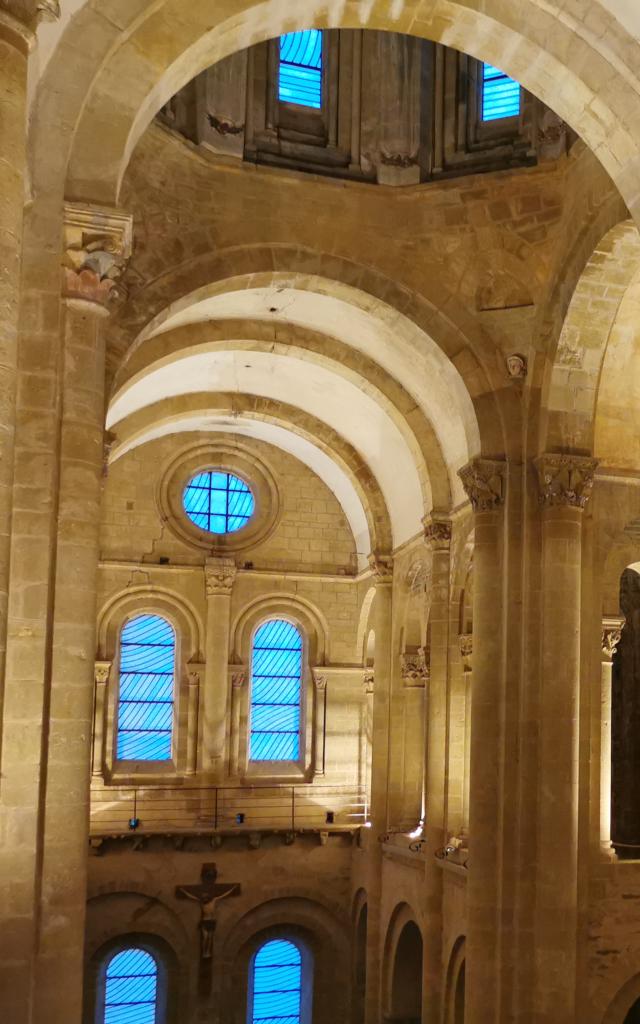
(63, 203, 133, 311)
(313, 672, 328, 692)
(205, 557, 237, 596)
(36, 0, 61, 22)
(602, 617, 625, 661)
(363, 669, 375, 695)
(458, 634, 473, 673)
(401, 647, 430, 685)
(535, 454, 598, 509)
(368, 553, 393, 583)
(231, 669, 246, 689)
(459, 459, 506, 513)
(94, 661, 111, 685)
(423, 515, 452, 550)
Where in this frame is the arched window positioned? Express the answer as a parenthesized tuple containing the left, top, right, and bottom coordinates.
(117, 614, 176, 762)
(249, 619, 303, 762)
(102, 947, 158, 1024)
(250, 940, 303, 1024)
(279, 30, 323, 109)
(481, 63, 521, 121)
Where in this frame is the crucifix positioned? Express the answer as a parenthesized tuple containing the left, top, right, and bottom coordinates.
(175, 863, 241, 962)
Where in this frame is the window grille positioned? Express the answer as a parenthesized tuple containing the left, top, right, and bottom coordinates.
(481, 63, 521, 121)
(103, 948, 158, 1024)
(117, 614, 175, 762)
(279, 30, 323, 109)
(183, 471, 255, 534)
(251, 939, 303, 1024)
(249, 619, 303, 762)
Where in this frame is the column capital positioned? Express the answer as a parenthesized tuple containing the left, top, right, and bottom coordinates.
(94, 660, 111, 684)
(368, 552, 393, 583)
(36, 0, 60, 23)
(602, 616, 625, 661)
(423, 513, 452, 550)
(535, 453, 598, 509)
(205, 557, 237, 596)
(363, 669, 375, 695)
(63, 202, 133, 313)
(400, 647, 430, 686)
(458, 458, 506, 512)
(313, 671, 328, 691)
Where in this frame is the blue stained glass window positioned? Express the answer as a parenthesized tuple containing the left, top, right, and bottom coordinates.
(279, 30, 323, 109)
(117, 614, 175, 762)
(249, 620, 303, 762)
(482, 63, 521, 121)
(251, 940, 302, 1024)
(183, 471, 255, 535)
(104, 948, 158, 1024)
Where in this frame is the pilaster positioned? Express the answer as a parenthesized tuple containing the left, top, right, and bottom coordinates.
(600, 617, 625, 852)
(203, 557, 237, 779)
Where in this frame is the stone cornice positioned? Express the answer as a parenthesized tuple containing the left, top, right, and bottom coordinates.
(63, 203, 133, 311)
(205, 557, 237, 596)
(535, 453, 598, 509)
(458, 459, 506, 513)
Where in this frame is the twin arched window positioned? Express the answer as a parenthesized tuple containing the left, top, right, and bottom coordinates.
(114, 613, 304, 767)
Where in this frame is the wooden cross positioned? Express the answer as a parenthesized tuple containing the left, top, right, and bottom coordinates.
(175, 862, 241, 962)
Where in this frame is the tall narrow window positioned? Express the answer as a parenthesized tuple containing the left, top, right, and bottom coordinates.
(249, 619, 303, 762)
(481, 63, 521, 121)
(251, 940, 303, 1024)
(103, 948, 158, 1024)
(279, 30, 323, 109)
(117, 614, 176, 762)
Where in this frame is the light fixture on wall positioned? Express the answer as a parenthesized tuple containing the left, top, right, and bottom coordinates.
(236, 812, 245, 825)
(325, 811, 335, 824)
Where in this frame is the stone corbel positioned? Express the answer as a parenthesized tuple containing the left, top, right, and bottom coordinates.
(400, 647, 430, 687)
(459, 633, 473, 673)
(63, 203, 133, 312)
(459, 459, 507, 512)
(602, 617, 625, 662)
(205, 557, 237, 596)
(534, 454, 599, 509)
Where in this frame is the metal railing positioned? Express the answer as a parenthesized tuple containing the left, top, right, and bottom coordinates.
(90, 783, 367, 836)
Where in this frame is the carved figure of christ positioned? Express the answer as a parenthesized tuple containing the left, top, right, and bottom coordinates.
(175, 863, 241, 960)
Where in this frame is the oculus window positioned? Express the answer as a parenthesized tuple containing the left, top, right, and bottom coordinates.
(102, 948, 158, 1024)
(250, 939, 303, 1024)
(249, 619, 303, 762)
(481, 63, 521, 121)
(116, 614, 175, 761)
(279, 30, 323, 108)
(183, 471, 255, 535)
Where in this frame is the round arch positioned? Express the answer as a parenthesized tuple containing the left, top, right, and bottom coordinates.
(96, 584, 205, 663)
(231, 592, 329, 667)
(383, 904, 424, 1023)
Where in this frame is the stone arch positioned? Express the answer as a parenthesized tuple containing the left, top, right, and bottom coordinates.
(231, 591, 329, 668)
(383, 903, 424, 1023)
(444, 936, 466, 1024)
(96, 584, 204, 663)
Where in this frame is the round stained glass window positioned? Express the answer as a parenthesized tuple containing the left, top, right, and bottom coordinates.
(183, 471, 255, 534)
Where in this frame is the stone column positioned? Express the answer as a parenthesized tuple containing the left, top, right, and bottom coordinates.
(92, 661, 112, 777)
(186, 665, 204, 777)
(459, 634, 473, 836)
(600, 619, 624, 851)
(533, 453, 598, 1024)
(365, 555, 393, 1024)
(203, 558, 237, 779)
(458, 458, 507, 1024)
(399, 649, 428, 828)
(421, 516, 452, 1022)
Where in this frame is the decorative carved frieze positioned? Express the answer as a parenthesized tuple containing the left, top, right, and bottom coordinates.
(63, 203, 133, 310)
(423, 515, 452, 550)
(458, 459, 506, 513)
(459, 634, 473, 673)
(535, 454, 598, 509)
(602, 617, 625, 661)
(368, 553, 393, 582)
(401, 647, 430, 685)
(205, 557, 237, 596)
(94, 661, 111, 684)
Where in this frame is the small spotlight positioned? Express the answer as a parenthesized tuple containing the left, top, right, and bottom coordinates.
(407, 821, 424, 840)
(363, 821, 372, 829)
(325, 811, 335, 825)
(128, 817, 140, 831)
(236, 813, 245, 825)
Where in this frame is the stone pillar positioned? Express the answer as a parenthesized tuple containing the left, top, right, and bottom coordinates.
(92, 661, 112, 777)
(421, 515, 452, 1022)
(600, 619, 624, 850)
(458, 458, 507, 1024)
(459, 634, 473, 835)
(0, 10, 30, 761)
(399, 649, 428, 828)
(533, 453, 598, 1024)
(203, 558, 237, 779)
(365, 555, 393, 1024)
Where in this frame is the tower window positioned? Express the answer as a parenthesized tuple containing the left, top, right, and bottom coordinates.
(481, 63, 521, 121)
(183, 470, 255, 535)
(103, 948, 158, 1024)
(251, 939, 303, 1024)
(279, 30, 323, 109)
(116, 614, 175, 762)
(249, 619, 303, 762)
